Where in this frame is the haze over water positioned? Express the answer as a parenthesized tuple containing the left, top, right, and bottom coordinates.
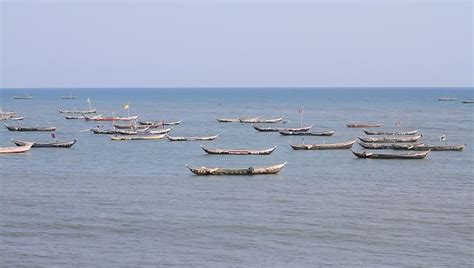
(1, 88, 473, 266)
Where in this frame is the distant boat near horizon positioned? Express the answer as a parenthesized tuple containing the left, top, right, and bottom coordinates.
(438, 96, 458, 101)
(462, 99, 474, 104)
(60, 91, 76, 99)
(13, 94, 32, 100)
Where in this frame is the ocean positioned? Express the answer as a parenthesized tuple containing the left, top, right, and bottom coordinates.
(1, 88, 473, 266)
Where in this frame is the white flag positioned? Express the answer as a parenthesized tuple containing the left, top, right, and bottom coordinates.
(86, 98, 91, 103)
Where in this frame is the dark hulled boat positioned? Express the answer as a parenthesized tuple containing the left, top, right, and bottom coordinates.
(352, 150, 429, 159)
(13, 139, 77, 148)
(358, 134, 422, 143)
(347, 123, 381, 128)
(5, 124, 56, 132)
(290, 139, 356, 150)
(138, 120, 182, 126)
(166, 134, 219, 141)
(392, 143, 465, 151)
(186, 162, 287, 175)
(201, 145, 277, 155)
(362, 129, 418, 135)
(279, 130, 335, 136)
(253, 125, 312, 132)
(240, 116, 284, 124)
(358, 142, 426, 150)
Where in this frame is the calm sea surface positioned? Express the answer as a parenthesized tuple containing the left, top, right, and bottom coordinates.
(1, 88, 473, 266)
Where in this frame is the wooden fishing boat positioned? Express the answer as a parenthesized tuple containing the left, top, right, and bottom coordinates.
(90, 128, 121, 134)
(148, 128, 172, 134)
(166, 134, 219, 141)
(358, 142, 426, 149)
(64, 115, 85, 119)
(5, 124, 56, 132)
(438, 96, 457, 101)
(84, 115, 138, 121)
(239, 116, 283, 123)
(0, 111, 16, 117)
(290, 139, 356, 150)
(279, 130, 335, 136)
(392, 143, 465, 151)
(0, 114, 23, 121)
(0, 142, 33, 154)
(363, 129, 418, 135)
(253, 125, 313, 132)
(58, 109, 96, 114)
(13, 95, 32, 99)
(9, 116, 25, 121)
(358, 134, 422, 143)
(216, 118, 240, 123)
(347, 123, 381, 128)
(462, 99, 474, 104)
(186, 162, 287, 175)
(138, 120, 182, 126)
(352, 150, 429, 159)
(13, 139, 77, 148)
(113, 123, 152, 130)
(110, 134, 166, 141)
(201, 145, 277, 155)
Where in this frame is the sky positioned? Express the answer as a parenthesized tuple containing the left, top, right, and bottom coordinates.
(0, 0, 472, 88)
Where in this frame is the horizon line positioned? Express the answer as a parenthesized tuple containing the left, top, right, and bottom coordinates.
(1, 86, 473, 90)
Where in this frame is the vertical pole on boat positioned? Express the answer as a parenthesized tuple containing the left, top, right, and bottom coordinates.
(299, 106, 304, 127)
(87, 98, 92, 112)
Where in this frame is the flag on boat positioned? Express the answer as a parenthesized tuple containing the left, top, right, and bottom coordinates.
(122, 103, 130, 110)
(440, 134, 447, 142)
(298, 106, 304, 113)
(86, 98, 91, 103)
(396, 120, 401, 128)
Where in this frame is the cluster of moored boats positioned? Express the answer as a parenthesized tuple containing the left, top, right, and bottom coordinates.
(1, 99, 468, 176)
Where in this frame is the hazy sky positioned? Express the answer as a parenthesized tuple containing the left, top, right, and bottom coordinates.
(0, 0, 472, 88)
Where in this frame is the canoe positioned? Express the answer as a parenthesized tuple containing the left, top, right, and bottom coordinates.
(9, 117, 25, 121)
(347, 123, 381, 128)
(253, 125, 313, 132)
(5, 124, 56, 132)
(363, 129, 418, 135)
(201, 145, 277, 155)
(148, 128, 172, 134)
(358, 142, 426, 149)
(60, 95, 76, 99)
(352, 150, 429, 159)
(216, 118, 240, 122)
(90, 128, 121, 134)
(166, 134, 219, 141)
(111, 134, 166, 141)
(85, 115, 138, 121)
(240, 116, 283, 123)
(138, 120, 182, 126)
(186, 162, 287, 175)
(279, 130, 335, 136)
(58, 109, 96, 114)
(13, 139, 77, 148)
(290, 139, 356, 150)
(0, 115, 23, 121)
(113, 123, 152, 130)
(462, 100, 474, 104)
(0, 142, 33, 154)
(438, 97, 457, 101)
(64, 115, 84, 119)
(358, 134, 422, 143)
(392, 143, 465, 151)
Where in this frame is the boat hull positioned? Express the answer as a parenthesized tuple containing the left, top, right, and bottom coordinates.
(186, 162, 287, 175)
(290, 139, 356, 150)
(352, 150, 429, 159)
